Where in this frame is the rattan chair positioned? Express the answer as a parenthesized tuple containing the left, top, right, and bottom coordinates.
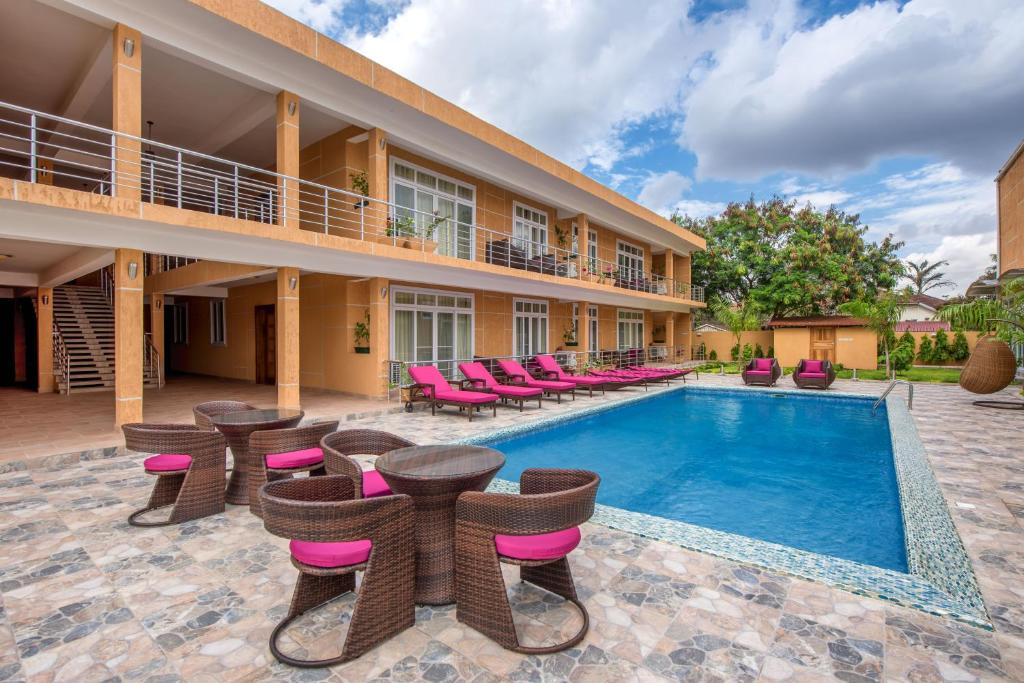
(320, 430, 416, 499)
(742, 357, 782, 387)
(260, 476, 415, 667)
(454, 468, 599, 654)
(792, 359, 836, 389)
(122, 423, 227, 527)
(247, 421, 339, 518)
(192, 400, 258, 430)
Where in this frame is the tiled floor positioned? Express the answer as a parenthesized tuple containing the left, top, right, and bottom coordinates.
(0, 374, 1022, 682)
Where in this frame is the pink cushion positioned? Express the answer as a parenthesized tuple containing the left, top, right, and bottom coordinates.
(143, 454, 192, 472)
(491, 384, 544, 397)
(435, 390, 498, 404)
(459, 362, 497, 388)
(803, 360, 823, 373)
(290, 539, 371, 568)
(494, 527, 582, 561)
(362, 469, 391, 498)
(800, 371, 828, 379)
(408, 365, 454, 397)
(566, 375, 607, 385)
(745, 370, 771, 376)
(534, 355, 567, 379)
(266, 447, 324, 469)
(755, 358, 773, 371)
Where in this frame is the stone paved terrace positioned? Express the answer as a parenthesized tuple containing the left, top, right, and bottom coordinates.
(0, 375, 1022, 682)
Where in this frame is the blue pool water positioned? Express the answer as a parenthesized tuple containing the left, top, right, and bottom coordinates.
(485, 388, 908, 572)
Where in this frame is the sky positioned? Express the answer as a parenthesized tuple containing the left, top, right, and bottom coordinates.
(265, 0, 1024, 294)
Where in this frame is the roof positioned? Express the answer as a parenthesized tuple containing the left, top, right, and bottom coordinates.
(895, 321, 951, 333)
(694, 319, 728, 332)
(766, 316, 867, 328)
(899, 293, 946, 310)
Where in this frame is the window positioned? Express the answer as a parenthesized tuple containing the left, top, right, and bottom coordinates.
(588, 305, 599, 353)
(513, 202, 548, 259)
(514, 299, 548, 357)
(617, 240, 645, 281)
(210, 299, 226, 345)
(617, 309, 644, 350)
(172, 303, 189, 345)
(391, 287, 473, 379)
(391, 159, 475, 259)
(587, 230, 599, 272)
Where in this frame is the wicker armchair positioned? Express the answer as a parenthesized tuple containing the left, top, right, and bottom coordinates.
(122, 423, 227, 527)
(454, 468, 599, 654)
(320, 430, 416, 499)
(260, 476, 415, 667)
(742, 357, 782, 387)
(247, 421, 339, 518)
(792, 359, 836, 390)
(193, 400, 258, 430)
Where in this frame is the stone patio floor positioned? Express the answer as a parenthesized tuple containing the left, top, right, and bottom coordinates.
(0, 374, 1022, 682)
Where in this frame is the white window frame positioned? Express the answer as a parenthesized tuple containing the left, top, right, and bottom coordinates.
(617, 308, 645, 350)
(512, 201, 549, 259)
(172, 302, 189, 345)
(617, 239, 645, 280)
(587, 229, 599, 272)
(513, 298, 549, 358)
(209, 299, 226, 346)
(389, 286, 475, 376)
(390, 157, 476, 259)
(587, 304, 599, 353)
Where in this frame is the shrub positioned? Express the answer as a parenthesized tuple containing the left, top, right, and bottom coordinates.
(917, 336, 933, 363)
(767, 346, 774, 358)
(754, 343, 764, 358)
(951, 331, 970, 362)
(897, 331, 915, 354)
(741, 343, 753, 362)
(932, 329, 950, 363)
(891, 343, 915, 372)
(730, 344, 739, 361)
(709, 349, 718, 361)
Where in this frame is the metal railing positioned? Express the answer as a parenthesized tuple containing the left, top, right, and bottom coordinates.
(0, 100, 704, 302)
(99, 264, 114, 307)
(52, 326, 70, 395)
(872, 379, 913, 415)
(144, 332, 163, 388)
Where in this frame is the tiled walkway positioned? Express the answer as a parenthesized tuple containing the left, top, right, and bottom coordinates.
(0, 375, 1022, 681)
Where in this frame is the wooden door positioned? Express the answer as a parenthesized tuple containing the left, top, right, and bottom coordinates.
(255, 304, 276, 385)
(810, 327, 836, 362)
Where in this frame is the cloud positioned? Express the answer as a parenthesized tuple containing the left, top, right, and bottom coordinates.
(904, 234, 995, 295)
(681, 0, 1024, 181)
(637, 171, 693, 214)
(671, 199, 728, 220)
(263, 0, 347, 33)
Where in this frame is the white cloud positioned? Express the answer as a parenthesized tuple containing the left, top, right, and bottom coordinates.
(671, 199, 728, 220)
(264, 0, 347, 33)
(904, 234, 995, 295)
(637, 171, 693, 214)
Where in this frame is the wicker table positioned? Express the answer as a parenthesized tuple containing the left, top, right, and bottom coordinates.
(210, 408, 304, 505)
(376, 445, 505, 605)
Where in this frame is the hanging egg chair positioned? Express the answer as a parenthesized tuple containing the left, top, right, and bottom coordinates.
(959, 329, 1022, 409)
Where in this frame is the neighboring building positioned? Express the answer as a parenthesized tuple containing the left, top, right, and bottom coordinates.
(766, 316, 878, 370)
(0, 0, 705, 426)
(694, 319, 728, 333)
(894, 320, 951, 334)
(897, 293, 946, 321)
(997, 139, 1024, 281)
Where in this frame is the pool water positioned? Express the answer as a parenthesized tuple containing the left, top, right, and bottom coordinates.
(485, 388, 908, 572)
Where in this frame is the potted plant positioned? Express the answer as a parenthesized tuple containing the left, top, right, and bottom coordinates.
(350, 171, 370, 209)
(562, 322, 578, 347)
(353, 310, 370, 354)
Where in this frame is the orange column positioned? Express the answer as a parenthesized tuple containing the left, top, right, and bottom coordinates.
(576, 302, 590, 363)
(369, 277, 390, 396)
(112, 24, 142, 201)
(367, 128, 388, 236)
(665, 313, 676, 360)
(115, 249, 144, 426)
(276, 91, 300, 228)
(276, 267, 300, 408)
(150, 293, 164, 385)
(37, 288, 54, 392)
(663, 248, 675, 296)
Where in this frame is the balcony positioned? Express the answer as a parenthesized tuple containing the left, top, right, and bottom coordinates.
(0, 100, 703, 303)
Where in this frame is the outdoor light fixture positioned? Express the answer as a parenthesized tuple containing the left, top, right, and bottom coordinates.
(155, 299, 162, 310)
(128, 261, 138, 280)
(379, 136, 387, 150)
(380, 286, 388, 299)
(288, 100, 297, 116)
(123, 38, 135, 58)
(42, 294, 49, 305)
(289, 276, 298, 290)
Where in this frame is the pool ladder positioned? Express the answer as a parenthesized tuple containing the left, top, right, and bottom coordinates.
(872, 379, 913, 415)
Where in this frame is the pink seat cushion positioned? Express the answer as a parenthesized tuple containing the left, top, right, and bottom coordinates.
(492, 384, 543, 397)
(755, 358, 773, 371)
(803, 360, 824, 373)
(495, 527, 582, 561)
(362, 469, 391, 498)
(568, 375, 607, 385)
(266, 447, 324, 470)
(143, 454, 192, 472)
(745, 370, 771, 376)
(290, 539, 372, 568)
(800, 371, 828, 379)
(435, 390, 497, 404)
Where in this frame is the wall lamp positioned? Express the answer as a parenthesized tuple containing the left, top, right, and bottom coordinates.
(41, 294, 49, 305)
(288, 100, 297, 116)
(155, 298, 162, 310)
(289, 276, 298, 291)
(379, 135, 387, 150)
(123, 38, 135, 58)
(380, 286, 388, 299)
(128, 261, 138, 280)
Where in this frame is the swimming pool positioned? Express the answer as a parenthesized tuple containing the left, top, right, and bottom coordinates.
(484, 388, 907, 572)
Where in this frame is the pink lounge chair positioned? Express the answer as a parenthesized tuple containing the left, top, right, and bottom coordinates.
(625, 365, 692, 380)
(742, 357, 782, 387)
(533, 355, 620, 397)
(587, 367, 657, 389)
(459, 362, 544, 411)
(496, 359, 576, 403)
(407, 364, 499, 420)
(792, 359, 836, 390)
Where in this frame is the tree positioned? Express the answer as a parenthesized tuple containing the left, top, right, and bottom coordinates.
(938, 276, 1024, 345)
(839, 291, 903, 377)
(709, 297, 765, 367)
(892, 334, 916, 372)
(917, 336, 933, 363)
(932, 329, 951, 363)
(676, 197, 904, 318)
(904, 259, 954, 294)
(951, 331, 970, 362)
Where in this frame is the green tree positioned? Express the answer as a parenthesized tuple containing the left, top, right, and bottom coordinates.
(917, 336, 933, 363)
(931, 329, 951, 363)
(892, 333, 916, 372)
(897, 331, 916, 354)
(709, 298, 765, 368)
(839, 291, 903, 377)
(904, 259, 954, 294)
(676, 197, 904, 317)
(754, 343, 765, 358)
(951, 331, 970, 362)
(938, 276, 1024, 345)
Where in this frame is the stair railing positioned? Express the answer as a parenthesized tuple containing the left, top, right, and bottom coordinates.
(144, 332, 164, 388)
(100, 265, 114, 307)
(872, 379, 913, 415)
(53, 325, 71, 395)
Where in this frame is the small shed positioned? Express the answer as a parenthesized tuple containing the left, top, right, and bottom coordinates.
(766, 316, 878, 370)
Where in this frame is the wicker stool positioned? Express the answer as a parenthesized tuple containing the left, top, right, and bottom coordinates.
(320, 430, 416, 499)
(247, 421, 339, 518)
(454, 468, 599, 653)
(193, 400, 257, 430)
(260, 476, 415, 667)
(122, 423, 227, 527)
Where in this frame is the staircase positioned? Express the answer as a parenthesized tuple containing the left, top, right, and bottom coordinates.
(52, 285, 161, 393)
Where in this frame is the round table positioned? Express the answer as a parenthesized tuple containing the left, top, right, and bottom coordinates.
(210, 408, 304, 505)
(376, 445, 505, 605)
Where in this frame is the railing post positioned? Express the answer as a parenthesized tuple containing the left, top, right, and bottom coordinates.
(233, 166, 239, 219)
(110, 133, 117, 197)
(323, 186, 329, 234)
(29, 114, 37, 183)
(176, 150, 183, 208)
(214, 176, 219, 215)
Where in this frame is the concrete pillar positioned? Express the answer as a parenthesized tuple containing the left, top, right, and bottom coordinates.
(112, 24, 142, 201)
(664, 248, 675, 296)
(115, 249, 144, 426)
(665, 313, 676, 360)
(369, 277, 390, 396)
(367, 128, 388, 236)
(276, 267, 300, 409)
(37, 287, 54, 392)
(275, 91, 300, 228)
(150, 292, 164, 384)
(577, 302, 590, 362)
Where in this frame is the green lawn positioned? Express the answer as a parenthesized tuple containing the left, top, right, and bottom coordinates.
(695, 362, 963, 384)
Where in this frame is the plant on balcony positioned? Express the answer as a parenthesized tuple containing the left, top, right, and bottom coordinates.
(350, 171, 370, 209)
(386, 215, 416, 238)
(562, 322, 578, 347)
(353, 310, 371, 354)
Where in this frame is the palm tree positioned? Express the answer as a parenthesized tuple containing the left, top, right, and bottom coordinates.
(839, 291, 903, 378)
(938, 276, 1024, 342)
(905, 259, 954, 294)
(709, 298, 764, 365)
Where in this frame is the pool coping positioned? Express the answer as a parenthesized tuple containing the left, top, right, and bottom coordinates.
(461, 382, 991, 630)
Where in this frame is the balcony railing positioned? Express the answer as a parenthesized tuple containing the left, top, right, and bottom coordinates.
(0, 100, 704, 303)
